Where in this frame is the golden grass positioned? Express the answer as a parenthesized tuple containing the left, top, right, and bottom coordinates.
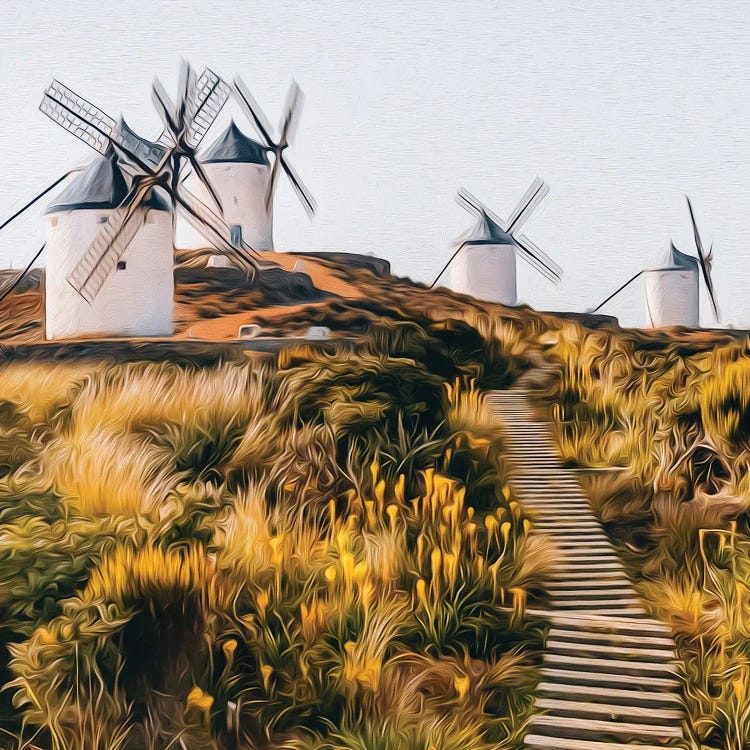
(0, 330, 548, 750)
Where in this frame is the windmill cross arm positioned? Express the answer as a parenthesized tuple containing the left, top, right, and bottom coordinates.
(176, 187, 259, 272)
(233, 77, 276, 146)
(507, 177, 549, 234)
(514, 232, 562, 283)
(66, 182, 154, 302)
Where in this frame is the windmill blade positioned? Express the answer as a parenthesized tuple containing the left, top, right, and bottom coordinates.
(456, 187, 485, 218)
(42, 79, 165, 172)
(66, 182, 154, 302)
(279, 80, 303, 146)
(265, 154, 283, 211)
(280, 157, 316, 217)
(151, 77, 178, 134)
(513, 232, 562, 283)
(176, 186, 259, 271)
(187, 154, 223, 213)
(0, 243, 46, 305)
(507, 177, 549, 234)
(40, 80, 116, 154)
(458, 188, 509, 233)
(0, 169, 80, 233)
(686, 196, 720, 321)
(184, 69, 230, 149)
(176, 60, 194, 129)
(233, 77, 276, 147)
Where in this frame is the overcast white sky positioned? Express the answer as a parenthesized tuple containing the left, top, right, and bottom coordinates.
(1, 0, 749, 327)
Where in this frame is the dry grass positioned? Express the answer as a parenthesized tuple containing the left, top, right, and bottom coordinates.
(0, 315, 550, 750)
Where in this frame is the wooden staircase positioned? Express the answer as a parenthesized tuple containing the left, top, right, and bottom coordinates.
(487, 381, 686, 749)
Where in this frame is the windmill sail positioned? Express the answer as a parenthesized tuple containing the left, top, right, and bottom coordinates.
(507, 177, 549, 233)
(176, 187, 259, 271)
(686, 196, 719, 321)
(40, 80, 116, 154)
(233, 77, 316, 218)
(514, 231, 562, 283)
(66, 190, 151, 302)
(184, 69, 230, 149)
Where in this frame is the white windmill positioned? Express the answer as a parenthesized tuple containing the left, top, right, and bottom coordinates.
(0, 64, 262, 339)
(591, 197, 719, 328)
(432, 177, 562, 305)
(183, 78, 316, 255)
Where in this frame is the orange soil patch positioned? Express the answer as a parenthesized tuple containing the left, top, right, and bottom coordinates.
(261, 251, 363, 299)
(177, 300, 336, 340)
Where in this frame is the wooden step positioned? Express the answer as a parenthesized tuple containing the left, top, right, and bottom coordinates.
(549, 589, 636, 601)
(543, 612, 672, 635)
(546, 640, 677, 661)
(536, 682, 682, 709)
(546, 571, 625, 582)
(544, 653, 677, 677)
(534, 697, 683, 724)
(540, 666, 680, 692)
(527, 714, 683, 742)
(524, 734, 679, 750)
(547, 628, 675, 649)
(549, 569, 624, 580)
(553, 604, 648, 616)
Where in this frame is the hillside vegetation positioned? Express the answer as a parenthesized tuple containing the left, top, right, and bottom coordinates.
(0, 304, 551, 750)
(1, 254, 750, 747)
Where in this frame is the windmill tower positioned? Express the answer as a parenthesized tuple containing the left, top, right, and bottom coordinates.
(182, 79, 316, 256)
(433, 178, 562, 305)
(182, 121, 273, 250)
(45, 152, 173, 338)
(26, 65, 262, 340)
(591, 197, 719, 328)
(643, 243, 700, 327)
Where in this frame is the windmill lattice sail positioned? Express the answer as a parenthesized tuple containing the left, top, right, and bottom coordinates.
(184, 70, 231, 149)
(40, 80, 117, 154)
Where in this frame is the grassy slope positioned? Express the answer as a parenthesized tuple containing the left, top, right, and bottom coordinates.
(2, 253, 750, 747)
(0, 263, 554, 750)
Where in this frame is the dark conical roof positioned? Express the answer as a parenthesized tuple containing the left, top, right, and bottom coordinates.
(201, 121, 270, 165)
(669, 241, 699, 270)
(46, 151, 170, 214)
(652, 241, 700, 271)
(466, 211, 515, 245)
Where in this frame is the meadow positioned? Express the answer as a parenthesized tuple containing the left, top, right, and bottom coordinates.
(0, 312, 551, 750)
(3, 253, 750, 748)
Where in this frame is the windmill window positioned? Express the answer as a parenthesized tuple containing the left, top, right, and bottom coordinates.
(116, 260, 126, 271)
(233, 195, 239, 206)
(50, 217, 58, 227)
(97, 215, 108, 224)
